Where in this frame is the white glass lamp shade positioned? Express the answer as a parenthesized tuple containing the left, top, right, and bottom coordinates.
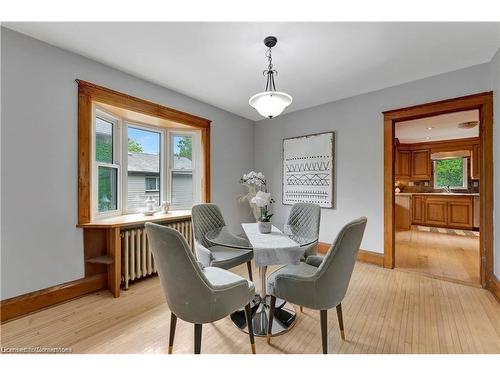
(249, 91, 293, 119)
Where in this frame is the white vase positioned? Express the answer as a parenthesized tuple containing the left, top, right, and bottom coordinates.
(258, 221, 271, 234)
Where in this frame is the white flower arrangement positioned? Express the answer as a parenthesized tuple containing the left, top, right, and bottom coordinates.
(238, 171, 274, 221)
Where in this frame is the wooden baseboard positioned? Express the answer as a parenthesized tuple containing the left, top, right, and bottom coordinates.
(317, 242, 384, 267)
(0, 274, 107, 323)
(488, 274, 500, 303)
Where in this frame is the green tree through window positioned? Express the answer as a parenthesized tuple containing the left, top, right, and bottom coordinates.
(434, 158, 465, 188)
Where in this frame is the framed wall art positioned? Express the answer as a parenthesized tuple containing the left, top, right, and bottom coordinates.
(282, 131, 335, 208)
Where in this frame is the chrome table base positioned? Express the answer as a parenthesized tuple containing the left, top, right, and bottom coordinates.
(230, 295, 296, 337)
(230, 265, 296, 337)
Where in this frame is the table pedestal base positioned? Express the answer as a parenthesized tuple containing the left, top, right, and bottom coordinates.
(230, 295, 296, 337)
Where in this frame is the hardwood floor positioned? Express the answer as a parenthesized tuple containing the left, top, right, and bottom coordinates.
(396, 226, 480, 285)
(1, 262, 499, 354)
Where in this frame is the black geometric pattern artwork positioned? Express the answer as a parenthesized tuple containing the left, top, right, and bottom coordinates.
(282, 132, 335, 208)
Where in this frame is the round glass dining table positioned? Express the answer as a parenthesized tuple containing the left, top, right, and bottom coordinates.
(205, 224, 318, 337)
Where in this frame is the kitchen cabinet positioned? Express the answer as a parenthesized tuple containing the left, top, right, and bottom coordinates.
(411, 149, 431, 180)
(411, 194, 473, 229)
(395, 195, 411, 230)
(447, 199, 473, 229)
(395, 148, 431, 181)
(471, 144, 480, 180)
(425, 198, 448, 226)
(395, 150, 411, 179)
(412, 195, 425, 224)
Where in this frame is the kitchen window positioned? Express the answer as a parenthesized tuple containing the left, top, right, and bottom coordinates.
(433, 157, 468, 190)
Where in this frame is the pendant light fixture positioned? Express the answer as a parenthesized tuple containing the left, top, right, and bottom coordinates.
(249, 36, 292, 119)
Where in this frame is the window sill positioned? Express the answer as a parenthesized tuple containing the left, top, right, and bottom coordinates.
(77, 210, 191, 229)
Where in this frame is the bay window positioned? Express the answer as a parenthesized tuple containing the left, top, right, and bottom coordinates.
(92, 105, 202, 218)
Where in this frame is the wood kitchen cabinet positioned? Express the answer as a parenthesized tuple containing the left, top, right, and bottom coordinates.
(395, 150, 411, 179)
(411, 194, 473, 229)
(395, 148, 431, 181)
(411, 149, 431, 180)
(424, 198, 448, 226)
(395, 195, 411, 230)
(471, 144, 480, 180)
(412, 195, 425, 224)
(447, 199, 474, 229)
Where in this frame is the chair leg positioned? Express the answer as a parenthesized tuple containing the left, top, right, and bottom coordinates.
(320, 310, 328, 354)
(168, 313, 177, 354)
(246, 261, 253, 282)
(244, 303, 256, 354)
(267, 295, 276, 344)
(300, 306, 303, 313)
(336, 303, 345, 340)
(194, 324, 202, 354)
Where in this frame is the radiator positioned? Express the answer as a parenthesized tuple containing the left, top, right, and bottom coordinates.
(121, 219, 193, 289)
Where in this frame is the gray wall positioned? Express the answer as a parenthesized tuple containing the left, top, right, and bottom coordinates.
(492, 48, 500, 277)
(0, 28, 255, 299)
(254, 63, 492, 256)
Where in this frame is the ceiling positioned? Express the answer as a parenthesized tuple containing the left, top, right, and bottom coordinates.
(4, 22, 499, 121)
(395, 110, 479, 143)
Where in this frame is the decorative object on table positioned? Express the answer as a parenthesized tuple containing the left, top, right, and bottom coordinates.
(161, 201, 171, 214)
(251, 191, 274, 234)
(239, 171, 272, 221)
(248, 36, 292, 119)
(282, 131, 335, 208)
(143, 196, 156, 216)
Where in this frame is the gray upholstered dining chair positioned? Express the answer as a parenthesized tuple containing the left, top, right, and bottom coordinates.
(287, 203, 321, 259)
(145, 223, 256, 354)
(192, 203, 254, 280)
(266, 217, 367, 354)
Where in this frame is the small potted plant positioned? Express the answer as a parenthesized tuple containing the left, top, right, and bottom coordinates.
(251, 191, 274, 234)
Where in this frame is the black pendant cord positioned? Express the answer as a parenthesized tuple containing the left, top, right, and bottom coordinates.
(263, 47, 278, 92)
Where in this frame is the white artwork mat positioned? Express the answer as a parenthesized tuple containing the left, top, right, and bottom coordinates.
(282, 131, 335, 208)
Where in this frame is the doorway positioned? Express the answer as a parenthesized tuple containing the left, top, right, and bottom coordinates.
(383, 92, 494, 289)
(393, 110, 480, 284)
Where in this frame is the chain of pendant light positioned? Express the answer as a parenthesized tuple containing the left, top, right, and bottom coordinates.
(263, 47, 278, 92)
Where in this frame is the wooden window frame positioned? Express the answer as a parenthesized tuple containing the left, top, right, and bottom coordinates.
(77, 80, 211, 225)
(383, 92, 494, 289)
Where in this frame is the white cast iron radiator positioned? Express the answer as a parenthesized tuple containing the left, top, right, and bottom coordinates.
(121, 219, 193, 289)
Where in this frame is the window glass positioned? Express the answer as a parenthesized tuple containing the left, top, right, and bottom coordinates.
(98, 166, 118, 212)
(172, 171, 193, 207)
(172, 135, 192, 169)
(145, 176, 159, 191)
(171, 134, 195, 208)
(95, 117, 113, 163)
(127, 126, 161, 211)
(434, 158, 466, 188)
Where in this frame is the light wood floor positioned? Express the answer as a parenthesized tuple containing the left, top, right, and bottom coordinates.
(396, 227, 480, 285)
(1, 262, 499, 354)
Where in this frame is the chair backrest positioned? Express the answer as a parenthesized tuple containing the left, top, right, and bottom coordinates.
(145, 223, 213, 322)
(315, 217, 367, 308)
(287, 203, 321, 234)
(191, 203, 226, 248)
(287, 203, 321, 257)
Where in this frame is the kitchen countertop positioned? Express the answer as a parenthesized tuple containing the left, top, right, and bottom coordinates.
(396, 192, 479, 197)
